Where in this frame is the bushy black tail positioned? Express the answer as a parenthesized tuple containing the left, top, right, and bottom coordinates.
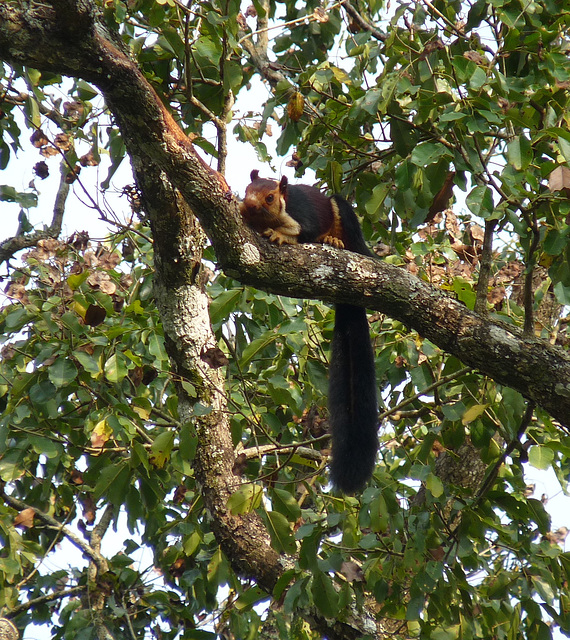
(329, 303, 378, 493)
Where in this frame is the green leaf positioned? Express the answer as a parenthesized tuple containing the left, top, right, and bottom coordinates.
(149, 430, 175, 468)
(0, 185, 38, 208)
(410, 142, 450, 167)
(507, 135, 531, 170)
(73, 350, 101, 375)
(528, 445, 554, 470)
(93, 462, 130, 502)
(227, 484, 263, 515)
(234, 586, 270, 611)
(48, 357, 78, 387)
(104, 354, 128, 382)
(311, 570, 339, 618)
(209, 289, 243, 325)
(462, 404, 488, 425)
(558, 136, 570, 164)
(452, 277, 476, 309)
(29, 379, 56, 405)
(426, 473, 444, 498)
(466, 185, 494, 218)
(76, 80, 99, 100)
(271, 487, 301, 522)
(240, 331, 278, 368)
(469, 66, 487, 89)
(265, 510, 296, 554)
(365, 182, 390, 218)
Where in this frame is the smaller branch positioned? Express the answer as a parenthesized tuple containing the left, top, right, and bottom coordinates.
(420, 0, 466, 39)
(238, 8, 342, 46)
(2, 492, 107, 575)
(90, 504, 114, 559)
(523, 211, 540, 337)
(239, 442, 326, 463)
(341, 1, 386, 41)
(0, 160, 69, 265)
(474, 219, 497, 315)
(15, 496, 74, 590)
(469, 402, 535, 510)
(379, 365, 473, 421)
(7, 586, 85, 618)
(121, 595, 138, 640)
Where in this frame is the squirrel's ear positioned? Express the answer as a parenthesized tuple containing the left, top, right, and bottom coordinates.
(279, 175, 288, 194)
(250, 170, 260, 181)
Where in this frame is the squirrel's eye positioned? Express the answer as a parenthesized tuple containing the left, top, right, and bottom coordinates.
(266, 194, 274, 204)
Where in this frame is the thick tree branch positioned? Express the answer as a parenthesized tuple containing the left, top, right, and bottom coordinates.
(1, 0, 568, 423)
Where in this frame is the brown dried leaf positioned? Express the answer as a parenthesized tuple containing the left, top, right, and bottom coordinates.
(201, 346, 229, 368)
(425, 171, 455, 223)
(40, 145, 59, 158)
(287, 92, 304, 122)
(80, 150, 99, 167)
(54, 133, 72, 152)
(340, 561, 364, 582)
(97, 250, 121, 270)
(70, 469, 84, 485)
(487, 286, 506, 308)
(63, 100, 84, 121)
(464, 50, 487, 65)
(5, 283, 28, 302)
(83, 250, 99, 268)
(84, 304, 107, 327)
(14, 507, 35, 529)
(91, 419, 112, 448)
(64, 165, 81, 184)
(31, 129, 49, 148)
(313, 7, 328, 22)
(523, 484, 535, 497)
(87, 272, 116, 295)
(470, 224, 485, 243)
(80, 493, 97, 525)
(445, 209, 461, 240)
(33, 161, 49, 179)
(493, 261, 524, 285)
(548, 166, 570, 196)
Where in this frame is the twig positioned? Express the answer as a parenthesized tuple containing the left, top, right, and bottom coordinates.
(239, 442, 326, 463)
(341, 1, 386, 41)
(469, 402, 535, 511)
(379, 365, 473, 421)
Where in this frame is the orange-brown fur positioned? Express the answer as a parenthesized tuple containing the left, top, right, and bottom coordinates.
(240, 171, 345, 248)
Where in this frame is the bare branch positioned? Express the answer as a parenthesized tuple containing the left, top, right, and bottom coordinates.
(7, 586, 85, 618)
(0, 161, 69, 265)
(2, 492, 108, 574)
(474, 219, 497, 315)
(341, 1, 386, 41)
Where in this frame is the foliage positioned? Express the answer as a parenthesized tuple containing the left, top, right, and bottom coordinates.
(1, 0, 570, 639)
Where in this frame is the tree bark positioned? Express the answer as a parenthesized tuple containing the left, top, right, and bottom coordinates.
(2, 1, 568, 427)
(2, 2, 568, 427)
(1, 3, 570, 639)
